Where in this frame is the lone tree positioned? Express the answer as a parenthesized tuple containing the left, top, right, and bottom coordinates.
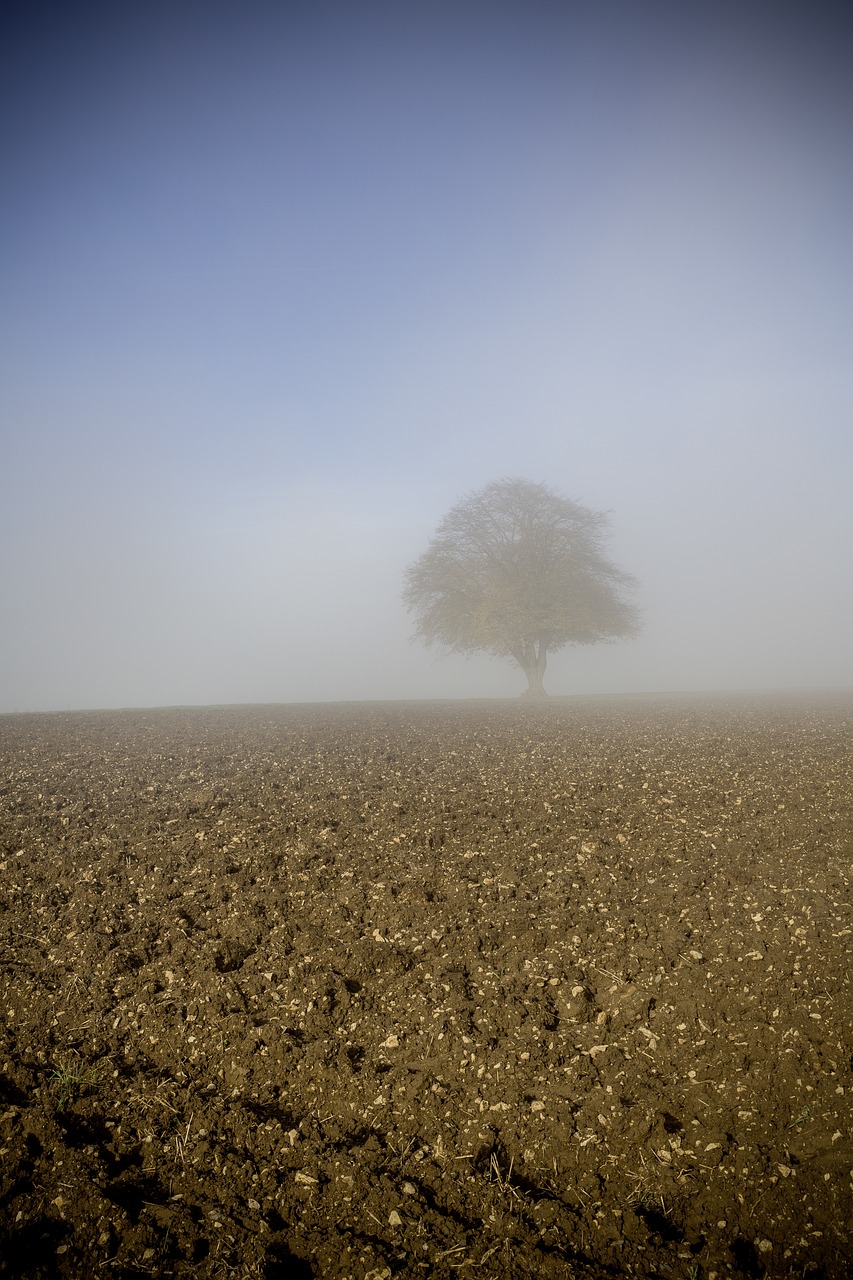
(403, 478, 640, 698)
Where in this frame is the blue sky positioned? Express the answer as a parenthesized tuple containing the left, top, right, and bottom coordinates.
(2, 0, 852, 710)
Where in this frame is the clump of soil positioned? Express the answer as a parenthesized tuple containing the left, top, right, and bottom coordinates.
(0, 696, 850, 1279)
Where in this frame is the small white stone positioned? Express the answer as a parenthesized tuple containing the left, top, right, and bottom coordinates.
(531, 1100, 545, 1112)
(402, 1182, 417, 1196)
(757, 1240, 773, 1254)
(389, 1209, 403, 1227)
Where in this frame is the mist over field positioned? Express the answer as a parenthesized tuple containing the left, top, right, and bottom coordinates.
(2, 1, 852, 713)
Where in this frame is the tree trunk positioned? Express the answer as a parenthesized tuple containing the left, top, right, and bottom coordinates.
(520, 640, 548, 699)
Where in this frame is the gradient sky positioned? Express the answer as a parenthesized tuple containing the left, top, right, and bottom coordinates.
(2, 0, 852, 711)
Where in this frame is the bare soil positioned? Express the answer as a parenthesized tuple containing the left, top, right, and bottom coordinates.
(0, 696, 850, 1280)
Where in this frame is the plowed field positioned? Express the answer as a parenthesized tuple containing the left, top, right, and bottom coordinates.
(0, 697, 850, 1279)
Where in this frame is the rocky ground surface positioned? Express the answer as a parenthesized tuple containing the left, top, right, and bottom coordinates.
(0, 696, 850, 1280)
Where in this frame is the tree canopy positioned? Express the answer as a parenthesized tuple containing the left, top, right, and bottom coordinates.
(403, 478, 640, 697)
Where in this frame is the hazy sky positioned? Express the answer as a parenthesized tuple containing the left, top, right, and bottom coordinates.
(2, 0, 852, 711)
